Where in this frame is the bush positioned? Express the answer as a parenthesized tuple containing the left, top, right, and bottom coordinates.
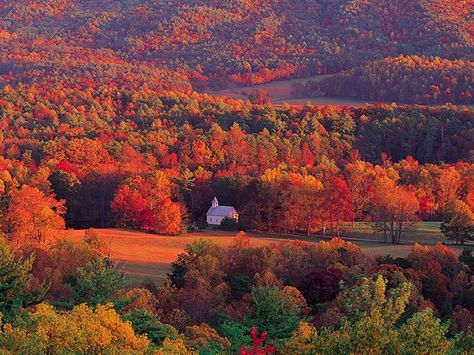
(220, 217, 244, 231)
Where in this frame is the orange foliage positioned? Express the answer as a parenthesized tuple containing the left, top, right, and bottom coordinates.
(6, 186, 66, 249)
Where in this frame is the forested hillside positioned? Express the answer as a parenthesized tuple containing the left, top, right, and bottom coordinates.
(0, 0, 472, 94)
(0, 84, 472, 353)
(300, 56, 474, 104)
(0, 85, 472, 234)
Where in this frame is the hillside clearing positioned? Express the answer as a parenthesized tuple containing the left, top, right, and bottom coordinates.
(207, 74, 374, 108)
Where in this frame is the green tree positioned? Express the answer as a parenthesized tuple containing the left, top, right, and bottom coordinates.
(398, 309, 451, 354)
(219, 320, 251, 354)
(123, 309, 179, 346)
(246, 286, 301, 344)
(342, 275, 412, 325)
(314, 276, 454, 354)
(0, 238, 44, 322)
(318, 275, 413, 353)
(65, 257, 125, 307)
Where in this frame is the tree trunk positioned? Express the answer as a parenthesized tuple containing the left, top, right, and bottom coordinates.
(390, 221, 396, 244)
(441, 123, 445, 162)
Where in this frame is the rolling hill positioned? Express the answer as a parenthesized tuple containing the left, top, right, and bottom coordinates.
(0, 0, 472, 97)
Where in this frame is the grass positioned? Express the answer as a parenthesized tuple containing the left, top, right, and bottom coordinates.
(340, 221, 446, 243)
(64, 222, 467, 285)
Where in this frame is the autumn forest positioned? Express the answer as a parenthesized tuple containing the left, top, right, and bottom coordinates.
(0, 0, 473, 354)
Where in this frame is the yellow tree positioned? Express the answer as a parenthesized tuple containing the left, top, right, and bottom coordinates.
(0, 303, 150, 354)
(441, 199, 474, 245)
(280, 322, 318, 355)
(155, 338, 197, 355)
(183, 323, 230, 350)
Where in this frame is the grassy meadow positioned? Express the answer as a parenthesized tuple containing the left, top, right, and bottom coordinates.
(64, 222, 468, 284)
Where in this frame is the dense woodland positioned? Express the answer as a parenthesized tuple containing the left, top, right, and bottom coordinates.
(0, 0, 472, 101)
(0, 84, 472, 352)
(0, 0, 473, 353)
(295, 56, 474, 104)
(0, 86, 471, 239)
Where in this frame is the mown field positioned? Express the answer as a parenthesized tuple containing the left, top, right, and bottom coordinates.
(64, 222, 468, 285)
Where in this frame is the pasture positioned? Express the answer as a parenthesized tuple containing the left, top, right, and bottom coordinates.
(64, 223, 467, 285)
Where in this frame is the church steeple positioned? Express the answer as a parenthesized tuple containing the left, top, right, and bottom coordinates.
(212, 196, 219, 208)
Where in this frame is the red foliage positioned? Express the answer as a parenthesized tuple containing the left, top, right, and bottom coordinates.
(241, 329, 275, 355)
(111, 184, 152, 229)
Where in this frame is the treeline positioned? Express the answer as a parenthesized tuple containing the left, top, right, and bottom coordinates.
(0, 86, 472, 239)
(108, 155, 474, 244)
(0, 0, 472, 89)
(298, 56, 474, 104)
(208, 161, 472, 242)
(2, 231, 474, 353)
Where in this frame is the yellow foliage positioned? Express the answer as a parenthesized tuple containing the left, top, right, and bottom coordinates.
(121, 288, 159, 315)
(280, 322, 318, 354)
(260, 168, 283, 183)
(184, 323, 230, 350)
(154, 338, 197, 355)
(0, 303, 150, 354)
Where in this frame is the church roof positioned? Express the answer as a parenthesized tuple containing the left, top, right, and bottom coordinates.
(206, 205, 237, 217)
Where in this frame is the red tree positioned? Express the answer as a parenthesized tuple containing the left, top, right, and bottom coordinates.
(241, 328, 275, 355)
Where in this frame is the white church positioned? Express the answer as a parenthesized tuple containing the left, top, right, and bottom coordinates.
(206, 197, 239, 226)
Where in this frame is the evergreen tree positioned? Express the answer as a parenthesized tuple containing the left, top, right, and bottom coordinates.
(0, 238, 44, 322)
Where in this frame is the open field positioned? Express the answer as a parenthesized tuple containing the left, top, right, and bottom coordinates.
(64, 224, 468, 285)
(208, 76, 474, 109)
(340, 221, 446, 243)
(207, 74, 375, 108)
(209, 74, 333, 100)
